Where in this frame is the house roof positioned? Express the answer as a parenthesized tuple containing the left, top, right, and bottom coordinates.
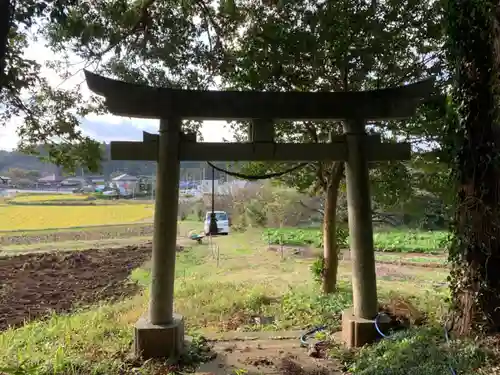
(38, 174, 62, 182)
(62, 177, 87, 181)
(60, 177, 87, 185)
(112, 173, 138, 181)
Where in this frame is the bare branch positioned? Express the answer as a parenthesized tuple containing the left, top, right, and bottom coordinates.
(0, 0, 13, 90)
(86, 0, 157, 59)
(299, 200, 325, 216)
(372, 211, 401, 226)
(299, 197, 401, 227)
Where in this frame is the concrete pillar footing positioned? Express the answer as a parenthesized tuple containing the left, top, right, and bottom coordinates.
(134, 313, 185, 360)
(341, 308, 391, 348)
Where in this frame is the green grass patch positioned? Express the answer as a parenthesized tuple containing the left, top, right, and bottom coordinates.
(0, 231, 471, 374)
(0, 301, 138, 374)
(263, 227, 449, 254)
(337, 326, 490, 375)
(0, 299, 213, 375)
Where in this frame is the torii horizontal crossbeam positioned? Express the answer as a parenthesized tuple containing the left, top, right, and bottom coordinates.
(84, 71, 435, 121)
(110, 140, 410, 162)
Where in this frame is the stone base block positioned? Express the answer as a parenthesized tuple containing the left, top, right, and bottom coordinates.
(134, 313, 185, 360)
(341, 308, 391, 348)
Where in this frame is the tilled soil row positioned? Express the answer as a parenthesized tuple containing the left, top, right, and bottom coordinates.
(0, 244, 152, 331)
(374, 259, 448, 269)
(0, 224, 155, 246)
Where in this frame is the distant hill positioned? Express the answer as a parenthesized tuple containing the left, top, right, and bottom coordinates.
(0, 144, 230, 181)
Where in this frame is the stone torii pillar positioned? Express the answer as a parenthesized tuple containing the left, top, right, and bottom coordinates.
(83, 70, 435, 358)
(132, 117, 185, 359)
(341, 118, 381, 347)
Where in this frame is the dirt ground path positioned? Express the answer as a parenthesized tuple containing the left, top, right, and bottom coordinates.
(268, 245, 448, 269)
(197, 332, 343, 375)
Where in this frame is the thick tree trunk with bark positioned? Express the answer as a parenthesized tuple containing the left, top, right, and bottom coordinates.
(322, 162, 344, 294)
(0, 0, 11, 87)
(448, 0, 500, 334)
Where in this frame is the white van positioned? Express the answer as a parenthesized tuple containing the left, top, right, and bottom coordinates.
(204, 211, 230, 236)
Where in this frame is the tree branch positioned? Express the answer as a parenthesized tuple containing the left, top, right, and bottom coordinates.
(371, 210, 401, 226)
(86, 0, 157, 59)
(0, 0, 14, 91)
(302, 121, 328, 190)
(326, 161, 345, 187)
(299, 199, 325, 216)
(299, 197, 401, 227)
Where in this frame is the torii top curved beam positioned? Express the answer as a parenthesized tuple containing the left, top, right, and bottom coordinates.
(84, 70, 435, 121)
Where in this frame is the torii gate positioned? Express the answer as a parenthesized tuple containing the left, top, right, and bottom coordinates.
(84, 70, 434, 359)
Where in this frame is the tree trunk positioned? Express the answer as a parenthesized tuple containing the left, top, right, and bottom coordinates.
(322, 162, 344, 294)
(448, 0, 500, 334)
(0, 0, 11, 88)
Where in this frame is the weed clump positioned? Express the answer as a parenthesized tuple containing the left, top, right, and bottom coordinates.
(336, 327, 489, 375)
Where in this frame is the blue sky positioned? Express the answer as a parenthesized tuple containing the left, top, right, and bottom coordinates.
(0, 40, 232, 151)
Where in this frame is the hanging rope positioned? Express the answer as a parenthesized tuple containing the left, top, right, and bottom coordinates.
(206, 161, 309, 181)
(208, 164, 219, 235)
(206, 161, 309, 236)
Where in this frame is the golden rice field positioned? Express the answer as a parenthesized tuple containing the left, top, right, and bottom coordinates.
(11, 194, 90, 203)
(0, 204, 154, 231)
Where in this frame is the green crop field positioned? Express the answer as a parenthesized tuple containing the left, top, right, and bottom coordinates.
(263, 227, 449, 254)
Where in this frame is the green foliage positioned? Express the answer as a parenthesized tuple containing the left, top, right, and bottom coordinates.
(264, 227, 347, 249)
(213, 0, 449, 293)
(178, 335, 216, 370)
(280, 284, 353, 329)
(2, 1, 105, 172)
(32, 0, 448, 207)
(220, 0, 446, 208)
(265, 228, 319, 248)
(264, 227, 448, 254)
(245, 200, 268, 227)
(310, 256, 325, 284)
(226, 183, 318, 230)
(373, 230, 449, 253)
(345, 327, 488, 375)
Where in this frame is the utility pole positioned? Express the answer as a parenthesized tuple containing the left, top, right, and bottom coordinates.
(151, 171, 154, 201)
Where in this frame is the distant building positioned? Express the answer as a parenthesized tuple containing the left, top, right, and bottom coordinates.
(111, 173, 139, 195)
(37, 174, 64, 186)
(87, 175, 106, 184)
(198, 179, 221, 193)
(0, 176, 11, 185)
(60, 177, 88, 187)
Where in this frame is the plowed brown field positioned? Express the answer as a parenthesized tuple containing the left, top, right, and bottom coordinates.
(0, 244, 152, 330)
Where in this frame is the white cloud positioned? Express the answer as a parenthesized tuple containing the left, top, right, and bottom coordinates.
(1, 116, 234, 151)
(1, 40, 234, 151)
(0, 120, 21, 151)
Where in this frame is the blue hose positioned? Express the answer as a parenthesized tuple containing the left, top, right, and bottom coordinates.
(299, 325, 327, 347)
(374, 313, 457, 375)
(374, 313, 389, 338)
